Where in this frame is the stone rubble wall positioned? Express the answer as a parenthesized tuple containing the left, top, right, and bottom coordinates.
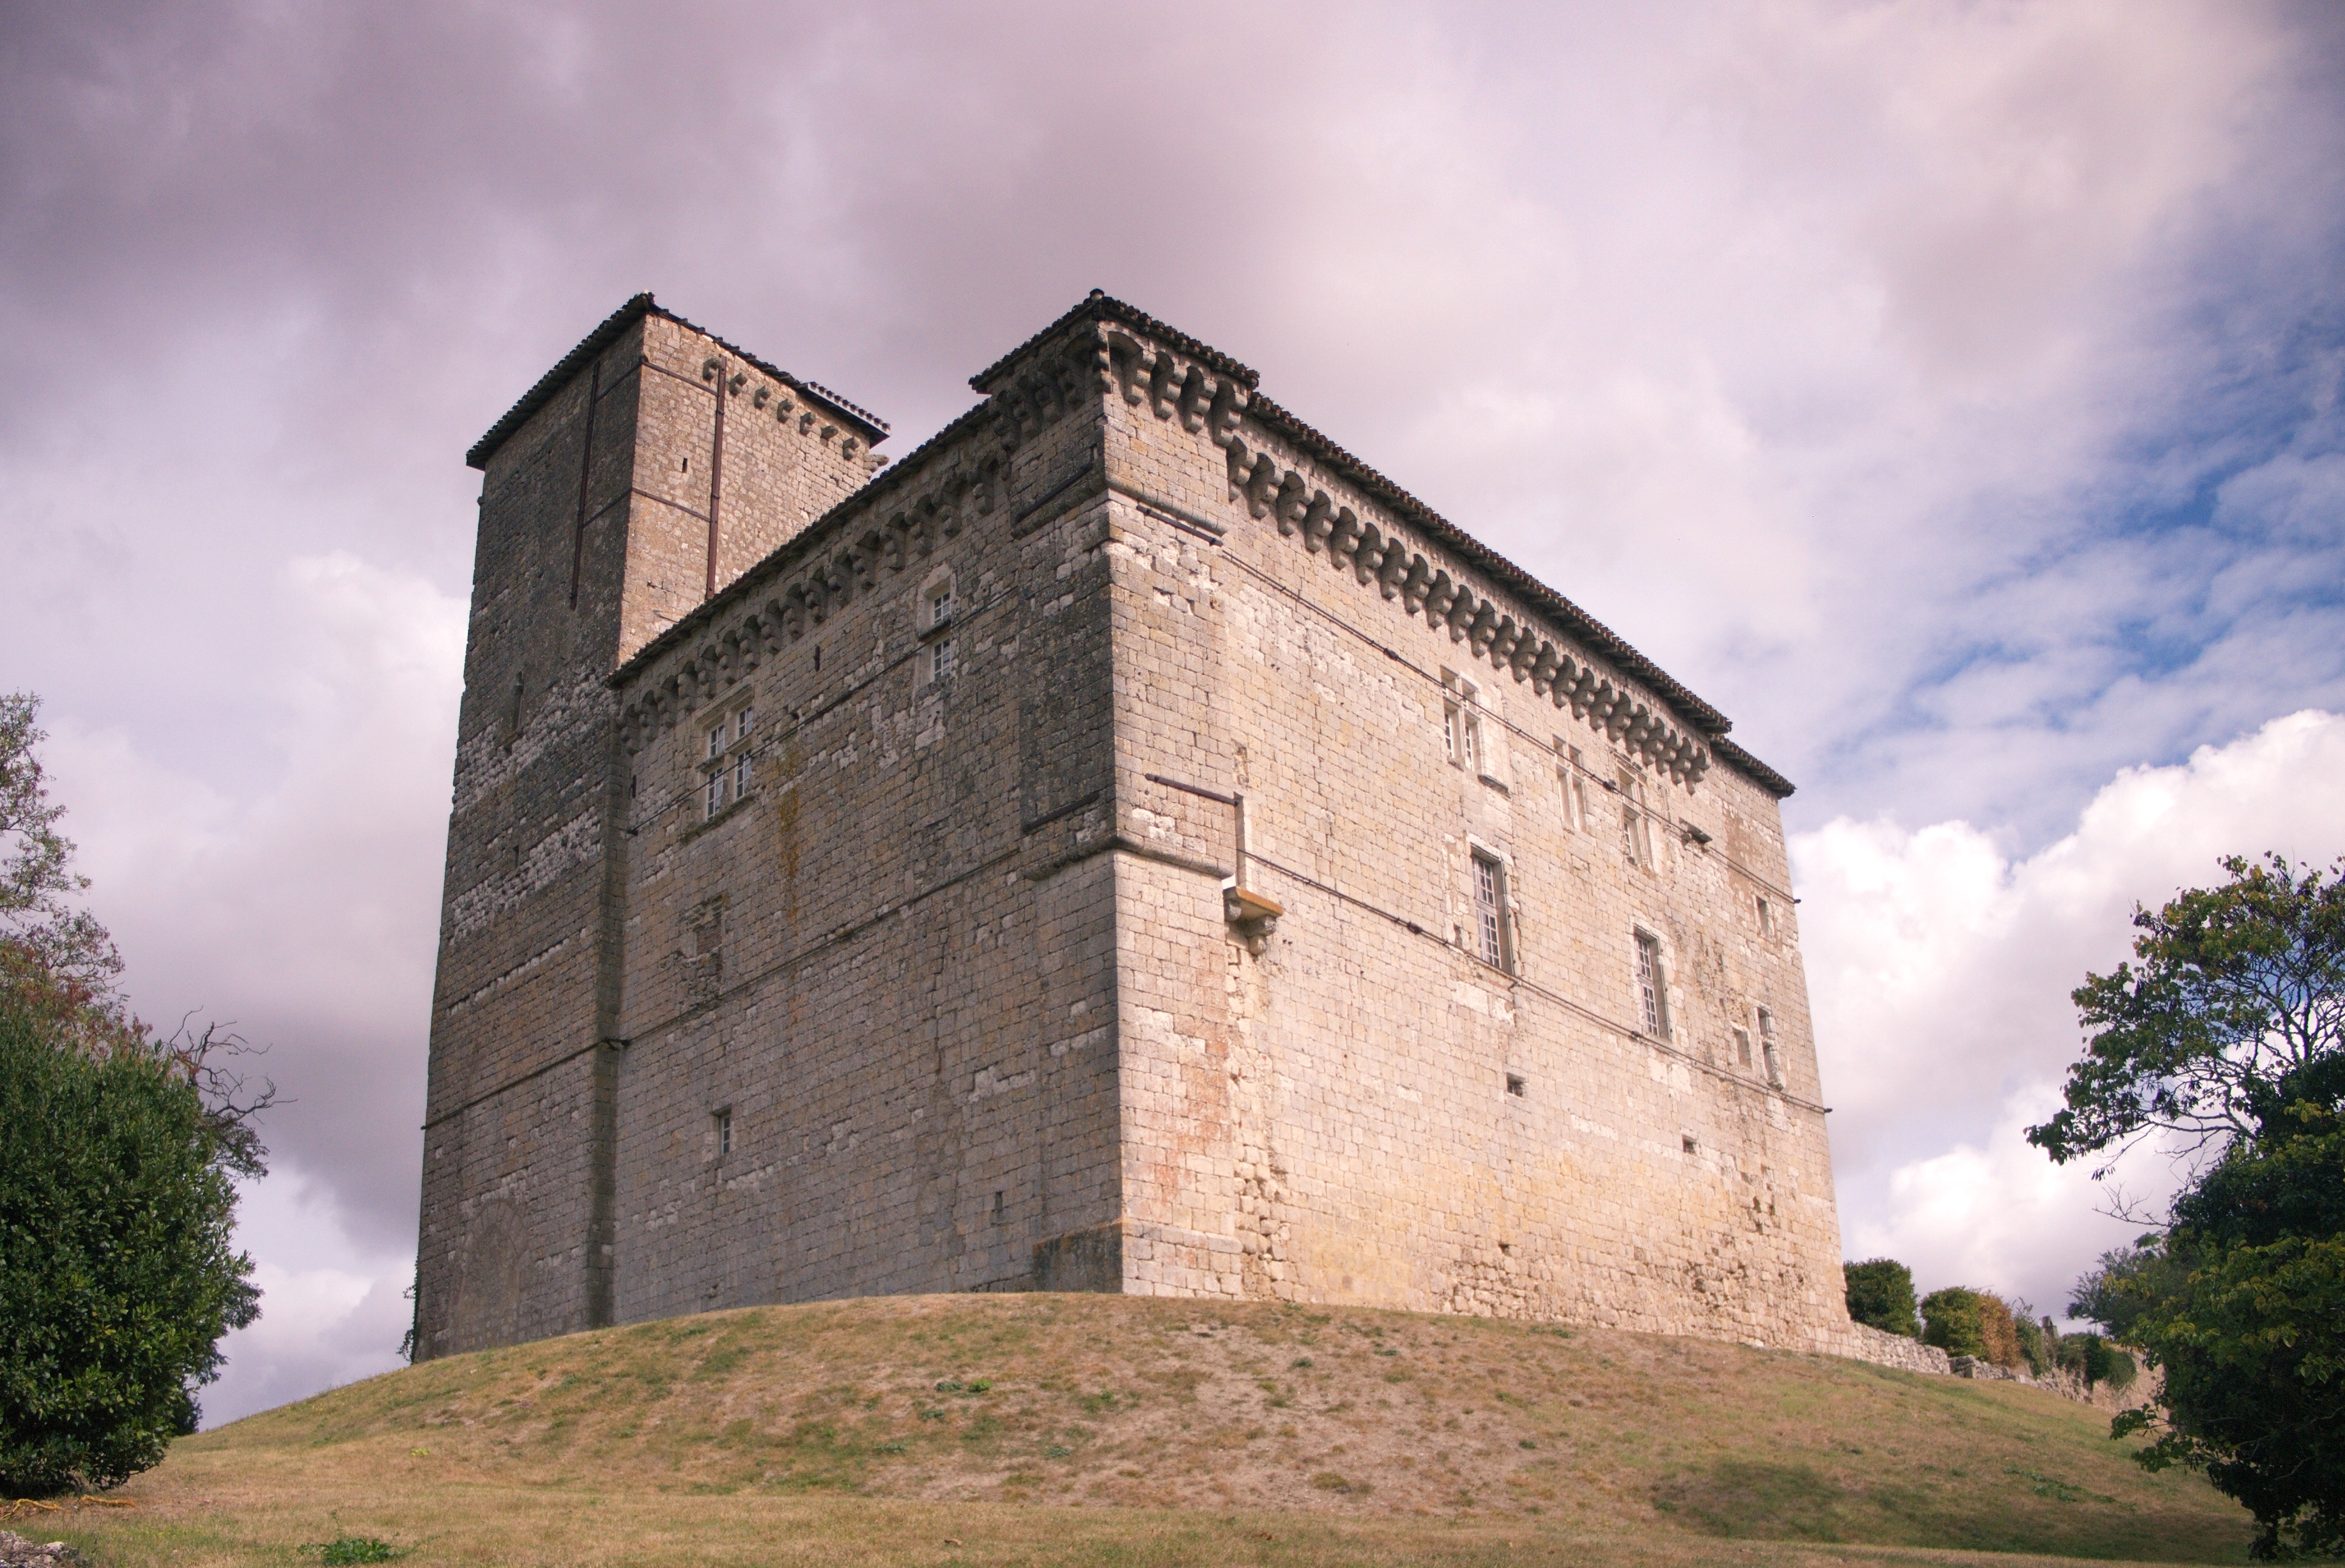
(1837, 1323, 1954, 1374)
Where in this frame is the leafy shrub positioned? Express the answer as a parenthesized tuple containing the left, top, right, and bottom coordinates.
(2052, 1331, 2136, 1392)
(1919, 1287, 2025, 1369)
(1919, 1287, 1985, 1358)
(0, 691, 267, 1495)
(2012, 1312, 2052, 1377)
(1842, 1259, 1920, 1337)
(0, 1002, 259, 1493)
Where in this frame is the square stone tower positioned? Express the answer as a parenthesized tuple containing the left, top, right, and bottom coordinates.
(418, 297, 884, 1351)
(417, 293, 1886, 1366)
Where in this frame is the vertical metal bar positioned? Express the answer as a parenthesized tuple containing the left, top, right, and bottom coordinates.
(567, 357, 602, 610)
(585, 721, 631, 1328)
(705, 358, 727, 600)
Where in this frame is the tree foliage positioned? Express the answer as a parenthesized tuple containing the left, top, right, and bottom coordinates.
(1843, 1257, 1921, 1338)
(0, 1003, 261, 1493)
(1920, 1287, 2024, 1369)
(2043, 855, 2345, 1559)
(1, 693, 124, 1034)
(2028, 854, 2345, 1170)
(0, 694, 272, 1493)
(2077, 1071, 2345, 1558)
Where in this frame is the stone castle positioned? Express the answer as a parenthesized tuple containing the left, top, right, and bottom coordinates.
(415, 291, 1909, 1367)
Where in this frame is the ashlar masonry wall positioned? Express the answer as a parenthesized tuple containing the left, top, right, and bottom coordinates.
(421, 291, 1875, 1364)
(603, 332, 1134, 1318)
(1076, 307, 1864, 1353)
(418, 300, 888, 1358)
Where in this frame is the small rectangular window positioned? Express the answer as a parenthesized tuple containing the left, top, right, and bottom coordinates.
(1734, 1026, 1753, 1068)
(707, 724, 725, 762)
(931, 585, 956, 626)
(990, 1189, 1005, 1224)
(1682, 1134, 1699, 1155)
(1443, 673, 1479, 771)
(1445, 701, 1477, 769)
(713, 1108, 732, 1157)
(1505, 1073, 1527, 1098)
(734, 752, 751, 799)
(932, 636, 955, 682)
(1635, 931, 1669, 1038)
(1756, 895, 1774, 935)
(705, 774, 724, 820)
(737, 707, 755, 742)
(1619, 767, 1652, 869)
(1472, 851, 1508, 969)
(1758, 1006, 1783, 1088)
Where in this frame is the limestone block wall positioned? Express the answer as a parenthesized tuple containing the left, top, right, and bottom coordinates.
(604, 340, 1130, 1318)
(419, 301, 892, 1358)
(1085, 307, 1857, 1352)
(419, 320, 647, 1358)
(617, 316, 884, 663)
(421, 291, 1870, 1365)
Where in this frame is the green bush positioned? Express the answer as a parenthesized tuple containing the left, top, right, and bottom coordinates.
(2052, 1331, 2136, 1392)
(2013, 1312, 2052, 1377)
(0, 1001, 259, 1493)
(1843, 1258, 1920, 1337)
(1917, 1287, 2027, 1369)
(1919, 1287, 1985, 1358)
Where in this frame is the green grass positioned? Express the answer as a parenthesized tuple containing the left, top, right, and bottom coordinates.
(38, 1292, 2254, 1566)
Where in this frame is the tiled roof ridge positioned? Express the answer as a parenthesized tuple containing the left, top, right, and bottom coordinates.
(465, 293, 890, 471)
(969, 289, 1259, 396)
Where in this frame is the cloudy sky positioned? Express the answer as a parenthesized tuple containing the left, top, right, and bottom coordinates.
(3, 1, 2341, 1423)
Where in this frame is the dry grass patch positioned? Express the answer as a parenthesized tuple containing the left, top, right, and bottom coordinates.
(47, 1293, 2256, 1565)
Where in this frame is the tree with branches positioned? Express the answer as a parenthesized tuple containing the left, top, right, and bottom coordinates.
(0, 692, 275, 1493)
(2032, 854, 2344, 1558)
(2028, 854, 2345, 1172)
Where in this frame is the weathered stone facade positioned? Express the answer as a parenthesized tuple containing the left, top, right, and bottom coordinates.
(416, 293, 1883, 1365)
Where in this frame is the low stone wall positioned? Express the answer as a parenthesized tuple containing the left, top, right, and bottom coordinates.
(1835, 1321, 1953, 1374)
(1952, 1355, 2157, 1411)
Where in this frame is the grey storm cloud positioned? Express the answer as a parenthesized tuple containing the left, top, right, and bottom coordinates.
(2, 0, 2341, 1420)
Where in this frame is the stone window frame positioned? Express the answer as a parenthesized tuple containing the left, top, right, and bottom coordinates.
(1558, 739, 1592, 833)
(1616, 762, 1655, 871)
(1755, 893, 1776, 937)
(1633, 926, 1672, 1040)
(697, 693, 759, 824)
(1466, 840, 1516, 974)
(711, 1105, 734, 1161)
(919, 566, 958, 688)
(1757, 1005, 1785, 1088)
(1442, 668, 1481, 774)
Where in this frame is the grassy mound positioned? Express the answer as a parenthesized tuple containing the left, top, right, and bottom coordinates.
(53, 1293, 2250, 1565)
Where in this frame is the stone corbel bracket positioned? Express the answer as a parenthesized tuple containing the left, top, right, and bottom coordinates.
(1224, 884, 1283, 956)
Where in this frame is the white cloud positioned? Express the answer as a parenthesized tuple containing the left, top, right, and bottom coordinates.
(1799, 709, 2345, 1316)
(44, 551, 463, 1252)
(201, 1161, 413, 1427)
